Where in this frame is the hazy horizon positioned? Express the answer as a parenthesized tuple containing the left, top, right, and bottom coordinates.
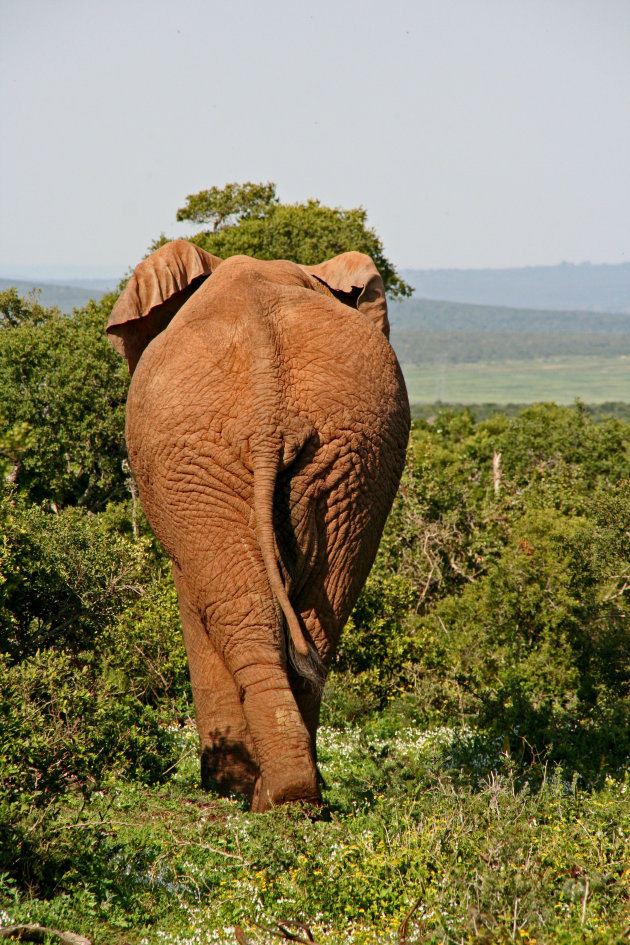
(1, 258, 628, 286)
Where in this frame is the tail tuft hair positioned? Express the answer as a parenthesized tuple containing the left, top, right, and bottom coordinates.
(288, 636, 326, 695)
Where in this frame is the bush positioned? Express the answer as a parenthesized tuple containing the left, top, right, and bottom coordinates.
(0, 293, 129, 511)
(491, 401, 630, 486)
(332, 405, 630, 777)
(0, 495, 149, 662)
(0, 648, 181, 893)
(325, 574, 415, 721)
(100, 572, 190, 712)
(0, 489, 189, 892)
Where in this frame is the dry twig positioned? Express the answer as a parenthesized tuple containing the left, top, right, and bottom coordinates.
(399, 894, 423, 943)
(0, 925, 91, 945)
(250, 920, 319, 944)
(581, 877, 589, 927)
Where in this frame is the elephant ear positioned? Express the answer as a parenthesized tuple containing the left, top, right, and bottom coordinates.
(106, 240, 222, 374)
(300, 252, 389, 338)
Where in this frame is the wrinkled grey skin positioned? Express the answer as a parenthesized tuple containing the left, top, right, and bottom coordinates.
(108, 245, 410, 811)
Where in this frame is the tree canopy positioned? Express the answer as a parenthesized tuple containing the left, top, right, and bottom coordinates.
(0, 286, 50, 328)
(176, 181, 278, 231)
(0, 289, 128, 510)
(171, 182, 413, 299)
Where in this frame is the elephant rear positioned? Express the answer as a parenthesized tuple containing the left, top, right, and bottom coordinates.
(109, 244, 409, 810)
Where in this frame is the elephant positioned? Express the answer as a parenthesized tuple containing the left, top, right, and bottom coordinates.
(106, 240, 410, 811)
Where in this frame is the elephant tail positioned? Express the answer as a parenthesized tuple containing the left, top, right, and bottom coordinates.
(253, 451, 326, 693)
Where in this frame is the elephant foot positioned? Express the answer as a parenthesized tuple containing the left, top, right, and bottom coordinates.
(200, 739, 259, 801)
(250, 772, 322, 813)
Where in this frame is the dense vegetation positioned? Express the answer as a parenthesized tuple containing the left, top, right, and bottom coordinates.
(391, 328, 630, 364)
(389, 297, 630, 334)
(388, 296, 630, 366)
(411, 399, 630, 423)
(1, 272, 630, 942)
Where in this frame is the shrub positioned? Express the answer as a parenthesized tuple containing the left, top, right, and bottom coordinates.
(100, 572, 190, 712)
(0, 294, 128, 510)
(0, 648, 180, 893)
(0, 490, 189, 892)
(333, 405, 630, 776)
(0, 495, 149, 662)
(324, 573, 415, 722)
(410, 491, 630, 775)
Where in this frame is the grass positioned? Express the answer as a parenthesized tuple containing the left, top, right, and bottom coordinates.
(401, 355, 630, 405)
(2, 720, 629, 944)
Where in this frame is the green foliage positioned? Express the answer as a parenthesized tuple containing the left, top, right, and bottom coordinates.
(325, 574, 415, 722)
(0, 286, 51, 328)
(0, 495, 149, 662)
(101, 572, 190, 712)
(0, 421, 34, 483)
(0, 491, 187, 894)
(411, 399, 630, 424)
(0, 649, 181, 894)
(492, 400, 630, 484)
(414, 498, 630, 763)
(168, 181, 412, 299)
(192, 201, 411, 299)
(2, 726, 629, 942)
(328, 404, 630, 780)
(0, 292, 128, 510)
(176, 180, 279, 230)
(0, 650, 178, 801)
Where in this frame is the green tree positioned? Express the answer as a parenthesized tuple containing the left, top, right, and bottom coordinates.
(176, 180, 279, 230)
(0, 286, 50, 328)
(170, 182, 413, 299)
(0, 494, 150, 662)
(0, 292, 129, 510)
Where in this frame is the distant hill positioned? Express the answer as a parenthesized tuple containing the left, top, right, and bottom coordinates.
(389, 297, 630, 334)
(390, 329, 630, 365)
(389, 297, 630, 365)
(401, 262, 630, 313)
(4, 260, 628, 315)
(0, 278, 111, 313)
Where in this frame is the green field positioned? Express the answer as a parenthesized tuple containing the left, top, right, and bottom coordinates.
(402, 355, 630, 404)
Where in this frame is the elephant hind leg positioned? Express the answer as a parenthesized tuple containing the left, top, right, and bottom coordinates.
(174, 569, 258, 800)
(230, 652, 322, 812)
(210, 602, 321, 811)
(175, 523, 320, 812)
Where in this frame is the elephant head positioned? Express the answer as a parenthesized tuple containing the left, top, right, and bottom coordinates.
(106, 241, 408, 811)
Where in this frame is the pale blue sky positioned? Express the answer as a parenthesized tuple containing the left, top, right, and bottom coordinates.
(2, 0, 629, 276)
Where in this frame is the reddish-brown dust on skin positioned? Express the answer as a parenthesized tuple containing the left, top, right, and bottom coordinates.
(107, 247, 410, 811)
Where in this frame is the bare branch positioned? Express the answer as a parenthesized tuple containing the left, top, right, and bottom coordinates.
(399, 893, 424, 943)
(0, 925, 91, 945)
